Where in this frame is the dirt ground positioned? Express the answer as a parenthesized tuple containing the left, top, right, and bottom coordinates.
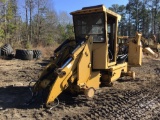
(0, 56, 159, 120)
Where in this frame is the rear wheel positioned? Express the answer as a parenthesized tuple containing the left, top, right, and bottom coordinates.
(1, 44, 14, 58)
(33, 50, 42, 59)
(84, 87, 95, 99)
(15, 49, 33, 60)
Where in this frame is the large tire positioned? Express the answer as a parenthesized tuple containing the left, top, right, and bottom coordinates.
(1, 44, 13, 56)
(15, 49, 33, 60)
(33, 50, 42, 59)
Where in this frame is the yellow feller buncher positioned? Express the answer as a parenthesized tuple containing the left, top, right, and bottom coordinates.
(147, 35, 160, 57)
(29, 5, 158, 108)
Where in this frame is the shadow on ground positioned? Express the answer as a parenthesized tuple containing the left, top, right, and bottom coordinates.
(0, 85, 86, 110)
(37, 59, 50, 67)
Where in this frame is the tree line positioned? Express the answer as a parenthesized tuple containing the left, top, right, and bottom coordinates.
(0, 0, 74, 48)
(0, 0, 160, 49)
(109, 0, 160, 43)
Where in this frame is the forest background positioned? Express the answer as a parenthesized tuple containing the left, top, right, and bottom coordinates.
(0, 0, 160, 51)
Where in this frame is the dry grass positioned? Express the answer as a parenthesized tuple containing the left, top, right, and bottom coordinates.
(33, 43, 59, 58)
(5, 41, 59, 58)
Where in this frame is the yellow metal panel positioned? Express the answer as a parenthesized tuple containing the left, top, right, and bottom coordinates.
(128, 42, 142, 66)
(110, 62, 128, 82)
(77, 37, 93, 86)
(92, 43, 108, 69)
(101, 62, 128, 83)
(128, 33, 142, 67)
(110, 62, 128, 71)
(72, 44, 85, 58)
(108, 62, 116, 67)
(46, 72, 72, 104)
(86, 71, 100, 89)
(70, 5, 121, 21)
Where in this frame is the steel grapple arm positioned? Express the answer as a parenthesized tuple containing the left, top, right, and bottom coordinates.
(32, 37, 94, 106)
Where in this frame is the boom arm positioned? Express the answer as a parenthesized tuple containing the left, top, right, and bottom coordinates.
(32, 37, 94, 106)
(46, 41, 86, 104)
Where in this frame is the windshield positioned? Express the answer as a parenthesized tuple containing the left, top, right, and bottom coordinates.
(73, 13, 105, 42)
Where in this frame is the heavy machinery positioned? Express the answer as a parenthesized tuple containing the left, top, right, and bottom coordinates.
(117, 36, 159, 58)
(148, 35, 160, 55)
(141, 36, 160, 57)
(29, 5, 157, 107)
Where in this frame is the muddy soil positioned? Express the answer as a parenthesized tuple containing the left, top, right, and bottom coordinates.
(0, 57, 159, 120)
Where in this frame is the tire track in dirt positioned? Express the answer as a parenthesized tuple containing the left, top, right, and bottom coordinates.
(0, 58, 159, 119)
(61, 74, 160, 120)
(61, 88, 160, 120)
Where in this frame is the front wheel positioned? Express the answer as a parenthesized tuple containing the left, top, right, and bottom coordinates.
(84, 87, 95, 99)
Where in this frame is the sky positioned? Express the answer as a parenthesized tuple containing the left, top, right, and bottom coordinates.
(18, 0, 128, 18)
(52, 0, 128, 14)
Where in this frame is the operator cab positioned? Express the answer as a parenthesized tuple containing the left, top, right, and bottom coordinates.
(71, 5, 121, 69)
(73, 12, 105, 42)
